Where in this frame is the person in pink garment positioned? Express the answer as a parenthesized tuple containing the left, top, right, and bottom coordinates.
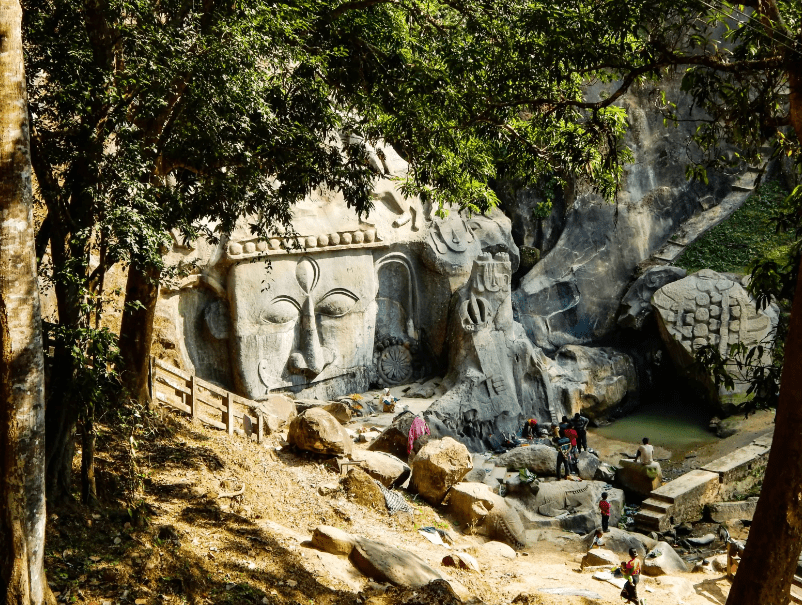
(407, 416, 430, 454)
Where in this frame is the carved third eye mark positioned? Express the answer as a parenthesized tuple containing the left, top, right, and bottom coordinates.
(260, 257, 361, 324)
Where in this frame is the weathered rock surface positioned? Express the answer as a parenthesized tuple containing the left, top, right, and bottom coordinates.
(442, 552, 480, 572)
(514, 481, 624, 534)
(618, 266, 687, 329)
(642, 541, 688, 576)
(323, 401, 352, 424)
(549, 346, 637, 420)
(424, 252, 556, 451)
(287, 408, 353, 456)
(311, 525, 356, 556)
(616, 460, 662, 498)
(594, 462, 616, 483)
(368, 411, 424, 459)
(584, 528, 657, 559)
(351, 450, 411, 488)
(258, 393, 297, 424)
(350, 537, 443, 588)
(706, 498, 758, 523)
(493, 444, 556, 476)
(477, 541, 517, 560)
(484, 501, 527, 549)
(576, 452, 601, 481)
(444, 482, 503, 528)
(653, 269, 779, 408)
(410, 437, 473, 505)
(342, 467, 385, 509)
(582, 548, 620, 568)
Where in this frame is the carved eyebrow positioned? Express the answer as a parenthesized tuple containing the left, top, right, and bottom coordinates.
(318, 288, 359, 302)
(270, 295, 302, 310)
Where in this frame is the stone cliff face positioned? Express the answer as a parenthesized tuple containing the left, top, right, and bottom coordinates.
(150, 80, 762, 449)
(511, 76, 737, 354)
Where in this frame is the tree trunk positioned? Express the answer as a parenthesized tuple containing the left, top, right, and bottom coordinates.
(725, 51, 802, 605)
(118, 262, 161, 404)
(725, 255, 802, 604)
(0, 2, 53, 603)
(80, 414, 96, 506)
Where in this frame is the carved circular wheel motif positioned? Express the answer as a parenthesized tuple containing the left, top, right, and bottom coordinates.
(377, 344, 414, 385)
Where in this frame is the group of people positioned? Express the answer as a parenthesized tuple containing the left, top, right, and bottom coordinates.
(521, 413, 591, 480)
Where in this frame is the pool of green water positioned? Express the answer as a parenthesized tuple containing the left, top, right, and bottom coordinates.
(595, 394, 718, 457)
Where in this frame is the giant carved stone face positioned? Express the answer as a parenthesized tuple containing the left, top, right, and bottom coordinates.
(228, 250, 378, 399)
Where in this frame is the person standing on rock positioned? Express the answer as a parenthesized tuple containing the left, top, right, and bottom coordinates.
(599, 492, 611, 533)
(558, 415, 570, 438)
(634, 437, 654, 465)
(564, 422, 579, 471)
(554, 432, 573, 479)
(620, 548, 642, 604)
(573, 412, 589, 452)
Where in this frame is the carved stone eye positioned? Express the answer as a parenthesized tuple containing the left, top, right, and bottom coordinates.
(316, 289, 359, 317)
(261, 296, 300, 324)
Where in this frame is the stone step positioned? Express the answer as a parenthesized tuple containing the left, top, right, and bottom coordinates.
(634, 509, 667, 532)
(640, 498, 672, 514)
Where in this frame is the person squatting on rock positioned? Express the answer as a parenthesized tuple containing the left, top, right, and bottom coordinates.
(620, 548, 643, 605)
(522, 418, 538, 440)
(573, 412, 589, 452)
(589, 528, 605, 549)
(634, 437, 654, 465)
(599, 491, 610, 533)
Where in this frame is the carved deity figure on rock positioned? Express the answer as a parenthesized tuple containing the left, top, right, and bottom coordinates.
(426, 252, 555, 450)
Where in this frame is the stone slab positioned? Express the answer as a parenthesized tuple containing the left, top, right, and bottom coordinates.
(701, 444, 769, 484)
(651, 469, 720, 525)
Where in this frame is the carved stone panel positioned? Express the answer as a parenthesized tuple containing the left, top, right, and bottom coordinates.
(228, 250, 377, 399)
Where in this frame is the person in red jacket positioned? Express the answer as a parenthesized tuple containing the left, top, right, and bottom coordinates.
(599, 492, 611, 532)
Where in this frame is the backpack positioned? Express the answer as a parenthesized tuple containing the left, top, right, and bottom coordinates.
(556, 437, 572, 457)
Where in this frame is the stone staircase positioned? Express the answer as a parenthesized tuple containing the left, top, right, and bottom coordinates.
(647, 165, 763, 266)
(635, 494, 674, 533)
(634, 432, 773, 533)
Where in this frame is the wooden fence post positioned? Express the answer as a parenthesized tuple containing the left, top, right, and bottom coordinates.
(225, 393, 233, 435)
(189, 374, 198, 420)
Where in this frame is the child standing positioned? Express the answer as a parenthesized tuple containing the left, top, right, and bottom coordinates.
(599, 492, 610, 533)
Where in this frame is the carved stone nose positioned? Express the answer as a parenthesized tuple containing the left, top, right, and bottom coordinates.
(287, 295, 333, 378)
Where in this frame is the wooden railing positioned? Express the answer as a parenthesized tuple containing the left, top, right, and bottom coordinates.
(791, 576, 802, 604)
(149, 357, 263, 443)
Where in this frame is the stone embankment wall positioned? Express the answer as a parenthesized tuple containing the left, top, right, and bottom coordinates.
(635, 432, 771, 532)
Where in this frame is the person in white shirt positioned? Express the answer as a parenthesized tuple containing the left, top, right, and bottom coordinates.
(634, 437, 654, 465)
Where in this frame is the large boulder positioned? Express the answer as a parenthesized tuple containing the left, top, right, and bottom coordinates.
(576, 451, 602, 481)
(410, 437, 473, 505)
(616, 460, 662, 498)
(584, 528, 657, 559)
(618, 266, 687, 330)
(350, 537, 443, 588)
(445, 482, 503, 528)
(549, 346, 637, 420)
(652, 269, 779, 409)
(351, 450, 411, 488)
(484, 501, 527, 549)
(287, 408, 352, 456)
(516, 481, 624, 535)
(368, 411, 425, 459)
(310, 526, 356, 556)
(493, 444, 557, 476)
(342, 467, 385, 509)
(582, 548, 620, 568)
(642, 541, 688, 576)
(706, 498, 758, 523)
